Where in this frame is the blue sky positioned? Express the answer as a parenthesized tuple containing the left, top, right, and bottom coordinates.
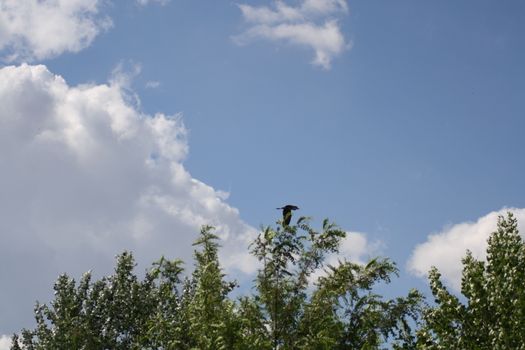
(1, 0, 525, 343)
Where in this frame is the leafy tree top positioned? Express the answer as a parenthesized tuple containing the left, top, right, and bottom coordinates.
(418, 212, 525, 350)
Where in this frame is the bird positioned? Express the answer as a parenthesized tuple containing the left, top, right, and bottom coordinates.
(276, 205, 299, 226)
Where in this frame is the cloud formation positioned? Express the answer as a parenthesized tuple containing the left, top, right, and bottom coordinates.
(235, 0, 350, 69)
(0, 0, 111, 61)
(0, 64, 257, 333)
(0, 335, 10, 350)
(310, 231, 382, 284)
(145, 80, 161, 89)
(408, 208, 525, 291)
(136, 0, 170, 6)
(338, 231, 383, 264)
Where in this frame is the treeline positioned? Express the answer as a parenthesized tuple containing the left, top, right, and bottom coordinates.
(10, 213, 525, 349)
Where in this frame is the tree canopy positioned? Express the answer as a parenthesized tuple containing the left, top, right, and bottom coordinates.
(417, 212, 525, 349)
(10, 212, 525, 349)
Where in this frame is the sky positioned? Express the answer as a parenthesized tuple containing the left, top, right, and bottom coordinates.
(1, 0, 525, 345)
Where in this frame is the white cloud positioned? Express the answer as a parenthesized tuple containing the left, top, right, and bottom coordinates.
(0, 64, 257, 334)
(0, 0, 112, 62)
(407, 208, 525, 291)
(338, 231, 383, 264)
(137, 0, 170, 6)
(235, 0, 350, 69)
(145, 80, 161, 89)
(0, 335, 10, 350)
(301, 0, 348, 15)
(310, 231, 382, 284)
(110, 61, 143, 89)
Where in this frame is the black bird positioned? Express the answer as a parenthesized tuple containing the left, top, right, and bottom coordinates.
(277, 205, 299, 226)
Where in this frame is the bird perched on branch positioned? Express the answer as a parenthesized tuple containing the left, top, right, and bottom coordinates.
(277, 205, 299, 226)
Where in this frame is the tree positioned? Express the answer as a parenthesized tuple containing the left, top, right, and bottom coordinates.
(243, 217, 423, 349)
(12, 252, 160, 349)
(184, 225, 238, 350)
(11, 227, 236, 350)
(11, 216, 422, 349)
(417, 212, 525, 349)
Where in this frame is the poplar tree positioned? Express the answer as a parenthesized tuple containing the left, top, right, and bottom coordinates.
(418, 212, 525, 349)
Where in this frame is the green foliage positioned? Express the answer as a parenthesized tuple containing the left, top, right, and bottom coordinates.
(11, 217, 422, 349)
(417, 212, 525, 350)
(186, 226, 238, 350)
(246, 217, 422, 349)
(13, 252, 161, 349)
(11, 227, 236, 350)
(301, 259, 422, 350)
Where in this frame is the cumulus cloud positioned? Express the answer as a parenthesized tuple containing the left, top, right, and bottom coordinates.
(137, 0, 170, 6)
(339, 231, 383, 264)
(0, 335, 10, 350)
(234, 0, 350, 69)
(408, 208, 525, 291)
(310, 231, 383, 284)
(0, 0, 111, 61)
(109, 60, 143, 90)
(0, 64, 257, 334)
(145, 80, 161, 89)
